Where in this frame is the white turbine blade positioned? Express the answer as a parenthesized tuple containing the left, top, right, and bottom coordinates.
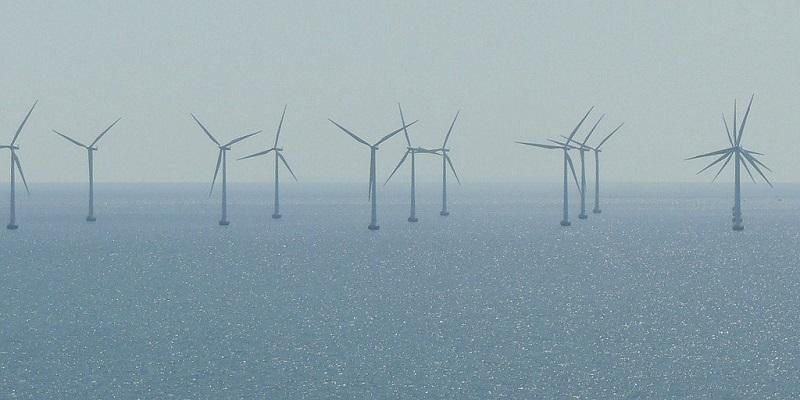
(442, 110, 460, 147)
(329, 119, 370, 147)
(696, 150, 733, 175)
(398, 103, 412, 147)
(548, 138, 580, 150)
(376, 120, 417, 146)
(91, 117, 122, 147)
(736, 94, 754, 145)
(582, 114, 605, 145)
(711, 152, 733, 182)
(12, 153, 30, 195)
(278, 153, 298, 181)
(274, 105, 287, 148)
(596, 122, 623, 149)
(11, 100, 37, 145)
(742, 151, 773, 187)
(238, 148, 274, 160)
(739, 155, 757, 183)
(516, 141, 562, 150)
(686, 147, 734, 160)
(209, 150, 222, 197)
(744, 149, 765, 156)
(722, 113, 734, 146)
(743, 151, 772, 171)
(191, 114, 220, 145)
(445, 155, 461, 185)
(566, 152, 581, 194)
(384, 150, 410, 185)
(52, 130, 88, 148)
(566, 106, 594, 142)
(368, 157, 375, 201)
(225, 130, 261, 147)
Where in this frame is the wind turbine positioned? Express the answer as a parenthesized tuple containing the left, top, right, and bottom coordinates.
(52, 118, 122, 222)
(687, 95, 770, 231)
(2, 101, 37, 230)
(517, 107, 592, 226)
(192, 114, 261, 226)
(429, 111, 461, 216)
(239, 105, 297, 219)
(562, 115, 605, 220)
(329, 117, 417, 230)
(587, 122, 624, 214)
(384, 104, 439, 222)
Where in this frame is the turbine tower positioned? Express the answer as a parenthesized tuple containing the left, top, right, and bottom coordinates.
(384, 104, 439, 222)
(587, 122, 624, 214)
(430, 111, 461, 216)
(52, 118, 122, 222)
(239, 105, 298, 219)
(687, 95, 770, 231)
(192, 114, 261, 226)
(329, 117, 417, 230)
(1, 101, 37, 230)
(517, 107, 592, 226)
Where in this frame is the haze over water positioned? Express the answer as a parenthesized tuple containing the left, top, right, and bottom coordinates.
(1, 183, 798, 398)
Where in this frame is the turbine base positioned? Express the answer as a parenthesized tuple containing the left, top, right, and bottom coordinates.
(272, 213, 282, 219)
(560, 220, 571, 227)
(86, 216, 96, 222)
(408, 217, 418, 223)
(6, 224, 18, 230)
(439, 211, 450, 216)
(578, 214, 588, 220)
(219, 220, 230, 226)
(733, 224, 744, 231)
(593, 208, 602, 214)
(368, 224, 380, 231)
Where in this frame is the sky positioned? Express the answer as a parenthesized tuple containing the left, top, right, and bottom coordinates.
(0, 1, 798, 184)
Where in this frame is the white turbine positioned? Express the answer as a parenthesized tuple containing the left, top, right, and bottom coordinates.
(329, 117, 417, 230)
(239, 105, 298, 219)
(2, 101, 37, 230)
(192, 114, 261, 226)
(52, 118, 122, 222)
(429, 111, 461, 216)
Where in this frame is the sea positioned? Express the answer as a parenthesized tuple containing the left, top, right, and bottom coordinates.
(1, 182, 798, 399)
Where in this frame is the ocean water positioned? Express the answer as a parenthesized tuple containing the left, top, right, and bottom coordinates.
(1, 182, 799, 399)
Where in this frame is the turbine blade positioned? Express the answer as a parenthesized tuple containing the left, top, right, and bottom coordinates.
(742, 151, 773, 187)
(376, 120, 418, 146)
(739, 155, 757, 183)
(91, 117, 122, 147)
(736, 94, 754, 145)
(445, 155, 461, 185)
(711, 152, 733, 182)
(722, 113, 734, 146)
(398, 103, 412, 147)
(238, 148, 274, 160)
(384, 150, 410, 185)
(52, 130, 87, 148)
(566, 106, 594, 142)
(695, 150, 733, 175)
(209, 150, 222, 197)
(686, 147, 734, 160)
(11, 101, 37, 145)
(12, 153, 30, 195)
(515, 141, 562, 150)
(548, 139, 580, 150)
(743, 151, 772, 172)
(278, 153, 298, 181)
(596, 122, 623, 149)
(442, 110, 460, 147)
(225, 130, 261, 147)
(329, 119, 370, 147)
(566, 152, 581, 194)
(582, 114, 605, 145)
(274, 105, 287, 148)
(192, 114, 220, 145)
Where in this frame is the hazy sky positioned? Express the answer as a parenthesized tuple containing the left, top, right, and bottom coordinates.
(1, 1, 799, 184)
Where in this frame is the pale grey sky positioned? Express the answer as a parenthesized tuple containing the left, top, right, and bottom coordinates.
(0, 1, 798, 184)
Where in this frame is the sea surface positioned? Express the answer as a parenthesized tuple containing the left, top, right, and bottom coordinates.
(1, 182, 799, 399)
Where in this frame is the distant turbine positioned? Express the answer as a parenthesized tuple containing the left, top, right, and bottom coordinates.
(329, 117, 417, 230)
(517, 107, 592, 226)
(429, 111, 461, 216)
(239, 105, 298, 219)
(192, 114, 261, 226)
(687, 95, 770, 231)
(384, 104, 439, 222)
(52, 118, 122, 222)
(1, 101, 37, 230)
(562, 114, 604, 220)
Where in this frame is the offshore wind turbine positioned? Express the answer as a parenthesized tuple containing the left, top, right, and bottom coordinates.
(52, 118, 122, 222)
(329, 117, 417, 230)
(517, 107, 592, 226)
(2, 101, 37, 230)
(687, 95, 770, 231)
(192, 114, 261, 226)
(430, 111, 461, 216)
(239, 105, 297, 219)
(587, 122, 624, 214)
(562, 115, 605, 219)
(384, 104, 439, 222)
